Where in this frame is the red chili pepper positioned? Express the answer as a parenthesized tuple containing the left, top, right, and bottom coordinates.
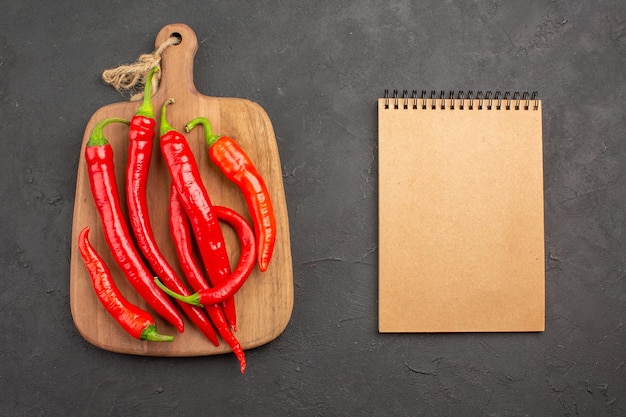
(155, 201, 256, 308)
(85, 117, 184, 333)
(158, 99, 238, 329)
(168, 183, 246, 373)
(185, 117, 276, 272)
(125, 68, 218, 346)
(78, 227, 174, 342)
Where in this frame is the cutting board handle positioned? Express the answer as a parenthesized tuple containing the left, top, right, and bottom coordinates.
(154, 23, 200, 101)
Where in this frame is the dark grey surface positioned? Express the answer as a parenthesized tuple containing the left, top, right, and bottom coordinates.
(1, 1, 624, 416)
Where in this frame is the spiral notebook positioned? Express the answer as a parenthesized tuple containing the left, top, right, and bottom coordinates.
(378, 90, 545, 333)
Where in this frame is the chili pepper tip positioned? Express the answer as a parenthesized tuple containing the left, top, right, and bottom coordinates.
(154, 278, 203, 308)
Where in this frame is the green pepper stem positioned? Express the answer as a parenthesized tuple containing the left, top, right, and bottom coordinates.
(154, 278, 203, 308)
(185, 117, 220, 147)
(140, 323, 174, 342)
(159, 99, 176, 136)
(135, 66, 159, 118)
(87, 118, 130, 147)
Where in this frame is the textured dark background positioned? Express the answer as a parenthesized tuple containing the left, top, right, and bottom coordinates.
(1, 1, 624, 416)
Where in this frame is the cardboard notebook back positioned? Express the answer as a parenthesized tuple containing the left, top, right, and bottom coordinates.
(378, 91, 545, 333)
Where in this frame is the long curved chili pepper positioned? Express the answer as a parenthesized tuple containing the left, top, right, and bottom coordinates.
(168, 183, 246, 373)
(155, 202, 256, 308)
(185, 117, 276, 272)
(158, 99, 237, 330)
(85, 117, 184, 333)
(78, 227, 174, 342)
(125, 67, 218, 346)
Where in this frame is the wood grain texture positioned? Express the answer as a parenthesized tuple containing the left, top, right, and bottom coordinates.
(69, 23, 293, 356)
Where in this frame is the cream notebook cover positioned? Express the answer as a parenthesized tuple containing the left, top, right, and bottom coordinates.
(378, 90, 545, 333)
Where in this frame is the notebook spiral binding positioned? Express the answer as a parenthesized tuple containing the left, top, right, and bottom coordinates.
(383, 89, 539, 111)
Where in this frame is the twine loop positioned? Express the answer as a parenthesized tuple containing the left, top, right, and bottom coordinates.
(101, 35, 180, 101)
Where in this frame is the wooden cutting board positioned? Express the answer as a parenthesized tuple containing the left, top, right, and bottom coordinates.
(69, 23, 293, 356)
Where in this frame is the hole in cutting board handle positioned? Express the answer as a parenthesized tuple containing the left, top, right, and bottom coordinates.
(170, 32, 182, 45)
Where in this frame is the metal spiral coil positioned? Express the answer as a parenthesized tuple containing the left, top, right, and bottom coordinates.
(383, 89, 539, 110)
